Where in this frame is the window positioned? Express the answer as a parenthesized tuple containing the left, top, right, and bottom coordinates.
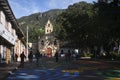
(12, 29, 14, 36)
(41, 40, 44, 45)
(48, 24, 50, 27)
(0, 11, 1, 23)
(5, 21, 9, 31)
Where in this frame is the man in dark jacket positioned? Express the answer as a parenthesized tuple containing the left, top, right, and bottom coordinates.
(20, 51, 26, 68)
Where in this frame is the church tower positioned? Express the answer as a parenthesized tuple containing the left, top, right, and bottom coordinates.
(38, 20, 59, 57)
(45, 20, 53, 34)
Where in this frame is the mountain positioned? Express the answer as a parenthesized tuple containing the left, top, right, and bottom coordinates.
(17, 9, 65, 36)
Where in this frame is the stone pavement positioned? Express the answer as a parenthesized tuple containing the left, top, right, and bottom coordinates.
(0, 62, 20, 80)
(6, 57, 120, 80)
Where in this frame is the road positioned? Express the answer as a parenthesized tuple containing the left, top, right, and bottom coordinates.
(7, 57, 120, 80)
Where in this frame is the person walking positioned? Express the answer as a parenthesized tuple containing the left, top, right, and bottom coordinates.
(0, 54, 1, 63)
(35, 50, 41, 66)
(65, 52, 69, 62)
(68, 50, 71, 61)
(28, 51, 33, 63)
(20, 51, 26, 68)
(55, 52, 59, 62)
(15, 54, 18, 62)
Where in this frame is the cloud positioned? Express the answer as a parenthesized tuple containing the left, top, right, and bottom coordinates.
(47, 0, 71, 9)
(9, 0, 30, 18)
(9, 0, 41, 18)
(26, 0, 41, 13)
(47, 0, 96, 9)
(8, 0, 97, 18)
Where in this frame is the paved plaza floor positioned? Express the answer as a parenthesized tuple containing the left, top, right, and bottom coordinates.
(7, 57, 120, 80)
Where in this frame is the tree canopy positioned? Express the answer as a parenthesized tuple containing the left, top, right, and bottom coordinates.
(55, 1, 120, 53)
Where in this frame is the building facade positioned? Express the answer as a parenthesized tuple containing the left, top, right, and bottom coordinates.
(0, 0, 25, 63)
(38, 20, 59, 57)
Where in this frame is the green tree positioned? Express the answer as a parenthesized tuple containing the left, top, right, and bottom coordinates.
(56, 1, 95, 48)
(29, 27, 44, 42)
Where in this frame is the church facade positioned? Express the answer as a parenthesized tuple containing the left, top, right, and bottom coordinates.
(38, 20, 59, 57)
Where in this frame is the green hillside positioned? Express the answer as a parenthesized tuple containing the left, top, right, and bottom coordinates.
(17, 9, 65, 42)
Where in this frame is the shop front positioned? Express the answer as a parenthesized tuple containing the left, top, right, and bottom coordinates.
(0, 36, 14, 64)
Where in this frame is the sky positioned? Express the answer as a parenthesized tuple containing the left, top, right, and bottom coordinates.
(8, 0, 97, 19)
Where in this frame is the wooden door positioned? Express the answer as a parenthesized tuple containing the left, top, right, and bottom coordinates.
(46, 48, 52, 57)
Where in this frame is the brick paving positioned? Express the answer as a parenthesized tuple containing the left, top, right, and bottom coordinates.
(0, 62, 20, 80)
(1, 57, 120, 80)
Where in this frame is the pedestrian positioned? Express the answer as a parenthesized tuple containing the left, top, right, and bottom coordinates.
(35, 50, 41, 66)
(15, 54, 18, 62)
(60, 50, 64, 57)
(20, 51, 26, 68)
(28, 51, 33, 63)
(68, 50, 71, 61)
(55, 52, 59, 62)
(65, 52, 69, 62)
(72, 52, 76, 61)
(0, 54, 1, 63)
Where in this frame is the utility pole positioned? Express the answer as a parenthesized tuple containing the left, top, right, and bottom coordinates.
(26, 26, 28, 60)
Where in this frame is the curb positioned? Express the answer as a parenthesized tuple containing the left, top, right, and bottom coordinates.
(1, 63, 20, 80)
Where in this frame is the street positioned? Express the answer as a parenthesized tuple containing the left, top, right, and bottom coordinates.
(7, 57, 120, 80)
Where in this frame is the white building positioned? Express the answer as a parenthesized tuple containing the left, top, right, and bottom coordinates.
(0, 0, 25, 63)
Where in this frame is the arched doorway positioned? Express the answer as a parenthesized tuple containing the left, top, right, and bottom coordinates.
(46, 48, 52, 57)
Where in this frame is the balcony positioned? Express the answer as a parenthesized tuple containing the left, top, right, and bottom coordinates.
(0, 24, 17, 45)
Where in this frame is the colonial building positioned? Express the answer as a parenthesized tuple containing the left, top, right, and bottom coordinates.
(38, 20, 59, 57)
(0, 0, 25, 63)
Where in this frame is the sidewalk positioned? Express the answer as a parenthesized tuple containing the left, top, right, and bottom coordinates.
(0, 62, 20, 80)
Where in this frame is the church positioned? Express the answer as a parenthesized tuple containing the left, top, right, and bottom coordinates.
(38, 20, 59, 57)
